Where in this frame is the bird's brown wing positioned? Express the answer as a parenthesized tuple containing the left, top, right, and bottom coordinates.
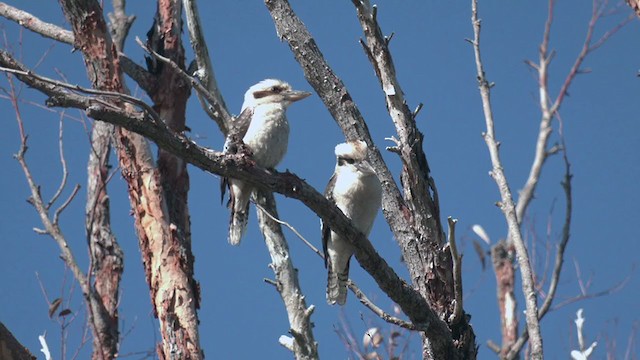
(321, 172, 337, 268)
(220, 107, 254, 205)
(230, 107, 253, 141)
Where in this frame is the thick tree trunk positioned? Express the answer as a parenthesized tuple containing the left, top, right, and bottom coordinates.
(58, 1, 202, 358)
(86, 120, 123, 360)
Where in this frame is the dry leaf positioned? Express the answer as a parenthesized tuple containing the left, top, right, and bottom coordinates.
(363, 327, 382, 348)
(472, 240, 487, 270)
(472, 224, 491, 244)
(48, 298, 62, 319)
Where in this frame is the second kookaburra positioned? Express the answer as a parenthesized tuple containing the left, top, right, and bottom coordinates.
(322, 140, 382, 305)
(223, 79, 311, 246)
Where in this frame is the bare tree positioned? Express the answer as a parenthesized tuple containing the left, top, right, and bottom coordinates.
(0, 0, 635, 359)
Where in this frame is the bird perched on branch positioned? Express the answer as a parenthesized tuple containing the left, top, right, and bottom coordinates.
(222, 79, 311, 246)
(322, 140, 382, 305)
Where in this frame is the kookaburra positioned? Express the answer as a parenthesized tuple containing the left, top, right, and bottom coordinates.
(322, 140, 382, 305)
(223, 79, 311, 246)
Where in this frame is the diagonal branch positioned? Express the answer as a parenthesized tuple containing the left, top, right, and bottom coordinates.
(349, 3, 478, 357)
(263, 0, 416, 259)
(0, 52, 452, 342)
(0, 2, 74, 43)
(255, 200, 418, 331)
(352, 0, 440, 240)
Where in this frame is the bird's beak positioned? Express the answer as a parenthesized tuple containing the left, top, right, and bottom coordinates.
(355, 160, 376, 175)
(284, 90, 312, 103)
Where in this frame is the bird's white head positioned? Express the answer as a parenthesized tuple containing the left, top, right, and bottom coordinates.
(241, 79, 311, 111)
(334, 140, 368, 161)
(334, 140, 376, 175)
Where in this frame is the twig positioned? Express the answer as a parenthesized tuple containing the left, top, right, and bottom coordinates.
(551, 265, 632, 310)
(53, 184, 81, 225)
(487, 340, 501, 354)
(447, 217, 463, 325)
(47, 114, 69, 209)
(347, 282, 420, 331)
(470, 0, 543, 358)
(9, 73, 105, 359)
(253, 200, 324, 259)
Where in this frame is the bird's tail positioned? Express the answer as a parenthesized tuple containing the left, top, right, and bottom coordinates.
(327, 265, 350, 306)
(228, 209, 248, 246)
(228, 180, 251, 246)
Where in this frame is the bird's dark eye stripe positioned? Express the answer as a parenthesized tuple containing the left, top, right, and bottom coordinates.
(253, 90, 269, 99)
(253, 86, 285, 99)
(338, 157, 355, 165)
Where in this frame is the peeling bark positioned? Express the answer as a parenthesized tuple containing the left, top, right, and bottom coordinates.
(491, 240, 518, 357)
(86, 120, 123, 360)
(57, 1, 202, 358)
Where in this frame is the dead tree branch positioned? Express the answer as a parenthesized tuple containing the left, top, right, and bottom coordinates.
(516, 0, 633, 223)
(0, 2, 74, 43)
(505, 136, 573, 359)
(263, 1, 467, 357)
(352, 1, 475, 356)
(447, 217, 463, 325)
(0, 51, 452, 346)
(470, 0, 543, 358)
(255, 191, 319, 360)
(255, 200, 417, 331)
(0, 2, 154, 94)
(181, 0, 232, 129)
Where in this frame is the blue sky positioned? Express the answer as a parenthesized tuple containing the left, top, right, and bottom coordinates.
(1, 1, 638, 359)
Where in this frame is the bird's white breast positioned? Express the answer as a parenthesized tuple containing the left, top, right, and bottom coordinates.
(243, 104, 289, 169)
(333, 168, 382, 236)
